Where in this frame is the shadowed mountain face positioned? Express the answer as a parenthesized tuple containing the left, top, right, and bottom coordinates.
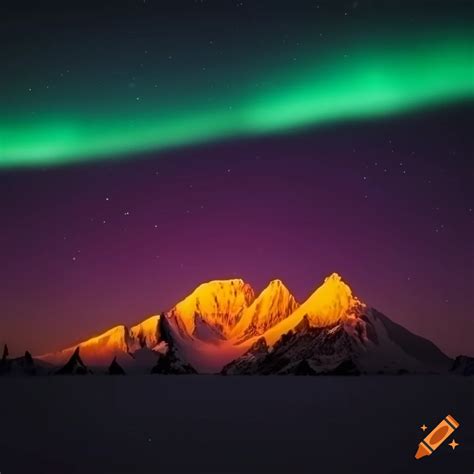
(367, 310, 451, 368)
(37, 273, 454, 374)
(222, 309, 452, 375)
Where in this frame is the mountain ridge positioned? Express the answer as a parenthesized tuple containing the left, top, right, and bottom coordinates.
(35, 273, 455, 375)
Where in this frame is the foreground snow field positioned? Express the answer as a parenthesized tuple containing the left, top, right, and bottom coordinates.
(0, 376, 472, 474)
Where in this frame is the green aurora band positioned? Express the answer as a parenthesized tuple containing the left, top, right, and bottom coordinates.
(1, 34, 473, 168)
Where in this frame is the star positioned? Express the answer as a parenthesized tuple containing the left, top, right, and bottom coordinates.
(448, 439, 459, 450)
(421, 424, 428, 431)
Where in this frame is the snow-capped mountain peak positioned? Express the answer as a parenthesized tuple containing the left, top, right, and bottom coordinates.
(259, 273, 363, 346)
(230, 279, 298, 341)
(303, 272, 363, 325)
(169, 279, 255, 338)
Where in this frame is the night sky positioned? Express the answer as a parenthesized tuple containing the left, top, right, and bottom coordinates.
(1, 1, 473, 357)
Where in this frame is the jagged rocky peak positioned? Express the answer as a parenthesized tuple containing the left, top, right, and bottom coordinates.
(169, 278, 256, 338)
(56, 347, 91, 375)
(221, 337, 270, 375)
(249, 337, 269, 354)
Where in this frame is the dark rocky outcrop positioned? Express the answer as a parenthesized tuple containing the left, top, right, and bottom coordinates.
(108, 357, 126, 375)
(150, 315, 197, 375)
(0, 347, 51, 376)
(0, 344, 10, 375)
(450, 355, 474, 376)
(221, 337, 269, 375)
(15, 351, 37, 375)
(151, 352, 197, 375)
(55, 347, 92, 375)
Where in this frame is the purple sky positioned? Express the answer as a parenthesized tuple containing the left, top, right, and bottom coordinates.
(1, 105, 473, 357)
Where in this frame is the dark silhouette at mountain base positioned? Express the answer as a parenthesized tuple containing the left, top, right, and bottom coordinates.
(291, 359, 317, 375)
(151, 353, 197, 375)
(108, 357, 126, 375)
(451, 355, 474, 376)
(323, 359, 360, 375)
(16, 351, 37, 376)
(0, 343, 10, 375)
(55, 347, 92, 375)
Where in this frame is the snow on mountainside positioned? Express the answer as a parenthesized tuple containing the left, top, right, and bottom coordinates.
(168, 279, 255, 339)
(39, 325, 129, 366)
(260, 273, 363, 347)
(39, 316, 162, 368)
(230, 279, 298, 342)
(129, 315, 161, 351)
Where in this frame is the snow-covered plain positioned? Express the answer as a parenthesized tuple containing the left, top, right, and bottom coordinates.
(0, 376, 472, 474)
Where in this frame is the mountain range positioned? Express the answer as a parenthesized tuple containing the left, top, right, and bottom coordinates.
(29, 272, 465, 375)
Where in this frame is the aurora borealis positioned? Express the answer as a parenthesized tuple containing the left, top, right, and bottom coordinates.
(1, 2, 473, 167)
(1, 1, 473, 359)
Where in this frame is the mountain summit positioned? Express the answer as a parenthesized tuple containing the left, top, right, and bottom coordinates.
(261, 273, 362, 346)
(169, 279, 255, 339)
(230, 279, 298, 341)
